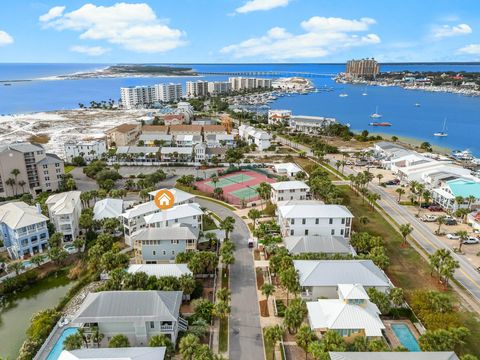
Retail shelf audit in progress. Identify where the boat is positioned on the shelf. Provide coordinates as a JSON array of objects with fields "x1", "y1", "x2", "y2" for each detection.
[
  {"x1": 369, "y1": 122, "x2": 392, "y2": 127},
  {"x1": 362, "y1": 87, "x2": 368, "y2": 96},
  {"x1": 339, "y1": 93, "x2": 348, "y2": 97},
  {"x1": 433, "y1": 118, "x2": 448, "y2": 137},
  {"x1": 452, "y1": 150, "x2": 474, "y2": 161},
  {"x1": 370, "y1": 106, "x2": 382, "y2": 119},
  {"x1": 3, "y1": 83, "x2": 11, "y2": 86},
  {"x1": 414, "y1": 103, "x2": 421, "y2": 107}
]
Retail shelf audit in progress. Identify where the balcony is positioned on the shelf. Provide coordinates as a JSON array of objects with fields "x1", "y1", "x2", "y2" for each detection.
[{"x1": 160, "y1": 324, "x2": 174, "y2": 332}]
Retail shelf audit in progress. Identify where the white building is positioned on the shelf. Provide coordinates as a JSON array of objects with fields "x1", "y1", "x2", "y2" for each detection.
[
  {"x1": 71, "y1": 290, "x2": 186, "y2": 345},
  {"x1": 46, "y1": 191, "x2": 82, "y2": 242},
  {"x1": 208, "y1": 81, "x2": 231, "y2": 95},
  {"x1": 284, "y1": 235, "x2": 355, "y2": 256},
  {"x1": 176, "y1": 102, "x2": 195, "y2": 123},
  {"x1": 294, "y1": 260, "x2": 392, "y2": 299},
  {"x1": 290, "y1": 115, "x2": 337, "y2": 133},
  {"x1": 270, "y1": 181, "x2": 310, "y2": 204},
  {"x1": 268, "y1": 109, "x2": 292, "y2": 125},
  {"x1": 160, "y1": 147, "x2": 193, "y2": 162},
  {"x1": 59, "y1": 348, "x2": 166, "y2": 360},
  {"x1": 144, "y1": 203, "x2": 203, "y2": 230},
  {"x1": 64, "y1": 140, "x2": 107, "y2": 164},
  {"x1": 307, "y1": 284, "x2": 385, "y2": 339},
  {"x1": 120, "y1": 83, "x2": 182, "y2": 109},
  {"x1": 432, "y1": 178, "x2": 480, "y2": 212},
  {"x1": 273, "y1": 163, "x2": 303, "y2": 178},
  {"x1": 205, "y1": 134, "x2": 235, "y2": 148},
  {"x1": 186, "y1": 80, "x2": 208, "y2": 98},
  {"x1": 278, "y1": 202, "x2": 353, "y2": 237},
  {"x1": 174, "y1": 134, "x2": 203, "y2": 147},
  {"x1": 156, "y1": 83, "x2": 183, "y2": 103},
  {"x1": 127, "y1": 263, "x2": 192, "y2": 278},
  {"x1": 93, "y1": 198, "x2": 124, "y2": 221},
  {"x1": 238, "y1": 125, "x2": 271, "y2": 151},
  {"x1": 228, "y1": 77, "x2": 272, "y2": 91}
]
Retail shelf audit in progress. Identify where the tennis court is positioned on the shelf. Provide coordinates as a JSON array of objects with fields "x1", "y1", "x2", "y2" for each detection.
[
  {"x1": 195, "y1": 170, "x2": 276, "y2": 206},
  {"x1": 205, "y1": 173, "x2": 254, "y2": 188}
]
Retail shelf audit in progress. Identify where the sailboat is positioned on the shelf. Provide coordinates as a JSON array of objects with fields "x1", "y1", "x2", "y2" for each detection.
[
  {"x1": 414, "y1": 103, "x2": 421, "y2": 107},
  {"x1": 362, "y1": 87, "x2": 368, "y2": 96},
  {"x1": 339, "y1": 93, "x2": 348, "y2": 97},
  {"x1": 434, "y1": 118, "x2": 448, "y2": 137},
  {"x1": 370, "y1": 106, "x2": 382, "y2": 119}
]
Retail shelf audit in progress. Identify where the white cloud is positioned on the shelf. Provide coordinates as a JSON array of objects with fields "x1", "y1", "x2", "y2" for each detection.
[
  {"x1": 39, "y1": 3, "x2": 186, "y2": 53},
  {"x1": 236, "y1": 0, "x2": 290, "y2": 14},
  {"x1": 39, "y1": 6, "x2": 66, "y2": 22},
  {"x1": 70, "y1": 45, "x2": 109, "y2": 56},
  {"x1": 432, "y1": 23, "x2": 472, "y2": 38},
  {"x1": 458, "y1": 44, "x2": 480, "y2": 55},
  {"x1": 0, "y1": 30, "x2": 14, "y2": 46},
  {"x1": 221, "y1": 16, "x2": 380, "y2": 60}
]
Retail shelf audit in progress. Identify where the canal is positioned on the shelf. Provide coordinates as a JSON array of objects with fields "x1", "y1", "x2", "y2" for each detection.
[{"x1": 0, "y1": 271, "x2": 74, "y2": 359}]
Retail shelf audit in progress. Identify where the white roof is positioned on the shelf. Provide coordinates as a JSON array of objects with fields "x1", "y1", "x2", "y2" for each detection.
[
  {"x1": 294, "y1": 260, "x2": 391, "y2": 288},
  {"x1": 148, "y1": 188, "x2": 195, "y2": 204},
  {"x1": 338, "y1": 284, "x2": 369, "y2": 300},
  {"x1": 329, "y1": 352, "x2": 459, "y2": 360},
  {"x1": 160, "y1": 147, "x2": 193, "y2": 154},
  {"x1": 273, "y1": 162, "x2": 303, "y2": 174},
  {"x1": 284, "y1": 235, "x2": 354, "y2": 255},
  {"x1": 59, "y1": 348, "x2": 166, "y2": 360},
  {"x1": 307, "y1": 298, "x2": 385, "y2": 337},
  {"x1": 93, "y1": 198, "x2": 123, "y2": 221},
  {"x1": 127, "y1": 264, "x2": 192, "y2": 278},
  {"x1": 46, "y1": 191, "x2": 81, "y2": 215},
  {"x1": 0, "y1": 202, "x2": 48, "y2": 229},
  {"x1": 279, "y1": 203, "x2": 353, "y2": 219},
  {"x1": 131, "y1": 226, "x2": 199, "y2": 241},
  {"x1": 144, "y1": 203, "x2": 203, "y2": 224},
  {"x1": 116, "y1": 146, "x2": 160, "y2": 154},
  {"x1": 271, "y1": 181, "x2": 310, "y2": 191}
]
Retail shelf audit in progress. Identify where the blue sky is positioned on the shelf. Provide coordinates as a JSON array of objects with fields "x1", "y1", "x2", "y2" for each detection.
[{"x1": 1, "y1": 0, "x2": 480, "y2": 63}]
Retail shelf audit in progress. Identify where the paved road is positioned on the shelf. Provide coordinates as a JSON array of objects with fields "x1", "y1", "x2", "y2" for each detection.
[{"x1": 197, "y1": 199, "x2": 264, "y2": 360}]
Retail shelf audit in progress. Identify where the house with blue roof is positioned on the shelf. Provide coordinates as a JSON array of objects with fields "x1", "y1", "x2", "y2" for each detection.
[{"x1": 432, "y1": 178, "x2": 480, "y2": 211}]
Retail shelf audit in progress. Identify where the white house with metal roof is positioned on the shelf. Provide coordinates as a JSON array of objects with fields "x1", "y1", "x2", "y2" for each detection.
[
  {"x1": 432, "y1": 178, "x2": 480, "y2": 211},
  {"x1": 127, "y1": 263, "x2": 192, "y2": 277},
  {"x1": 270, "y1": 181, "x2": 310, "y2": 204},
  {"x1": 307, "y1": 284, "x2": 385, "y2": 339},
  {"x1": 59, "y1": 348, "x2": 166, "y2": 360},
  {"x1": 278, "y1": 203, "x2": 353, "y2": 238},
  {"x1": 238, "y1": 124, "x2": 271, "y2": 151},
  {"x1": 273, "y1": 163, "x2": 303, "y2": 178},
  {"x1": 93, "y1": 198, "x2": 124, "y2": 221},
  {"x1": 0, "y1": 202, "x2": 49, "y2": 259},
  {"x1": 46, "y1": 191, "x2": 82, "y2": 242},
  {"x1": 294, "y1": 260, "x2": 392, "y2": 299},
  {"x1": 72, "y1": 290, "x2": 187, "y2": 346},
  {"x1": 144, "y1": 203, "x2": 203, "y2": 230},
  {"x1": 284, "y1": 235, "x2": 355, "y2": 256}
]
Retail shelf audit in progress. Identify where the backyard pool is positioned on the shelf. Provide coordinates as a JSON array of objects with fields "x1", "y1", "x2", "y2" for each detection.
[
  {"x1": 392, "y1": 323, "x2": 421, "y2": 352},
  {"x1": 46, "y1": 327, "x2": 79, "y2": 360}
]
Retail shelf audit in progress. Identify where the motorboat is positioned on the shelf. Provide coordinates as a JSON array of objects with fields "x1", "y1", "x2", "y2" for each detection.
[
  {"x1": 452, "y1": 150, "x2": 474, "y2": 161},
  {"x1": 414, "y1": 103, "x2": 421, "y2": 107},
  {"x1": 339, "y1": 93, "x2": 348, "y2": 97},
  {"x1": 369, "y1": 122, "x2": 392, "y2": 126}
]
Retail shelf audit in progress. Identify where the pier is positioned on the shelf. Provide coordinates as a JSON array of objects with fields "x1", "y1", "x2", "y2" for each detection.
[{"x1": 197, "y1": 71, "x2": 335, "y2": 78}]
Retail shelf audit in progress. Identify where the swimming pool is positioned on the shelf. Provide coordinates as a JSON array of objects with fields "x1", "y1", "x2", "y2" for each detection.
[
  {"x1": 46, "y1": 327, "x2": 79, "y2": 360},
  {"x1": 392, "y1": 323, "x2": 421, "y2": 352},
  {"x1": 22, "y1": 260, "x2": 32, "y2": 268}
]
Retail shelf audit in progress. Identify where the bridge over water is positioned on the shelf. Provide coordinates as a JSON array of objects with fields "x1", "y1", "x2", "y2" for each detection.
[{"x1": 197, "y1": 71, "x2": 336, "y2": 78}]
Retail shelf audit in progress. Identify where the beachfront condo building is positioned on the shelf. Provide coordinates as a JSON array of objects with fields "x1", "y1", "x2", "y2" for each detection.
[
  {"x1": 228, "y1": 77, "x2": 272, "y2": 91},
  {"x1": 207, "y1": 81, "x2": 231, "y2": 95},
  {"x1": 346, "y1": 58, "x2": 380, "y2": 79},
  {"x1": 120, "y1": 83, "x2": 182, "y2": 109},
  {"x1": 186, "y1": 80, "x2": 209, "y2": 98},
  {"x1": 0, "y1": 142, "x2": 65, "y2": 198}
]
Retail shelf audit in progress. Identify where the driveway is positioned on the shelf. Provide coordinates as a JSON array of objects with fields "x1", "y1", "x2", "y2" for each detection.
[{"x1": 197, "y1": 199, "x2": 264, "y2": 360}]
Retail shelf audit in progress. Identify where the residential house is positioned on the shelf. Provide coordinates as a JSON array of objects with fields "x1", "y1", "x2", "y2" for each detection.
[
  {"x1": 106, "y1": 123, "x2": 140, "y2": 147},
  {"x1": 64, "y1": 139, "x2": 107, "y2": 164},
  {"x1": 0, "y1": 202, "x2": 49, "y2": 259},
  {"x1": 329, "y1": 352, "x2": 459, "y2": 360},
  {"x1": 205, "y1": 147, "x2": 227, "y2": 162},
  {"x1": 294, "y1": 260, "x2": 392, "y2": 299},
  {"x1": 71, "y1": 290, "x2": 187, "y2": 345},
  {"x1": 159, "y1": 114, "x2": 185, "y2": 126},
  {"x1": 432, "y1": 178, "x2": 480, "y2": 211},
  {"x1": 59, "y1": 348, "x2": 166, "y2": 360},
  {"x1": 273, "y1": 163, "x2": 303, "y2": 177},
  {"x1": 0, "y1": 142, "x2": 65, "y2": 197},
  {"x1": 238, "y1": 125, "x2": 271, "y2": 151},
  {"x1": 46, "y1": 191, "x2": 82, "y2": 242},
  {"x1": 307, "y1": 284, "x2": 385, "y2": 340},
  {"x1": 141, "y1": 125, "x2": 169, "y2": 135},
  {"x1": 93, "y1": 198, "x2": 124, "y2": 221},
  {"x1": 144, "y1": 203, "x2": 203, "y2": 230},
  {"x1": 169, "y1": 125, "x2": 203, "y2": 136},
  {"x1": 127, "y1": 263, "x2": 192, "y2": 278},
  {"x1": 467, "y1": 211, "x2": 480, "y2": 231},
  {"x1": 284, "y1": 235, "x2": 355, "y2": 256},
  {"x1": 277, "y1": 203, "x2": 353, "y2": 238},
  {"x1": 116, "y1": 146, "x2": 160, "y2": 163},
  {"x1": 268, "y1": 109, "x2": 292, "y2": 125},
  {"x1": 148, "y1": 188, "x2": 196, "y2": 203},
  {"x1": 205, "y1": 134, "x2": 235, "y2": 148},
  {"x1": 138, "y1": 134, "x2": 173, "y2": 147},
  {"x1": 202, "y1": 125, "x2": 227, "y2": 136},
  {"x1": 132, "y1": 226, "x2": 199, "y2": 263},
  {"x1": 289, "y1": 115, "x2": 337, "y2": 133},
  {"x1": 175, "y1": 134, "x2": 202, "y2": 147},
  {"x1": 160, "y1": 147, "x2": 193, "y2": 162},
  {"x1": 270, "y1": 181, "x2": 310, "y2": 204}
]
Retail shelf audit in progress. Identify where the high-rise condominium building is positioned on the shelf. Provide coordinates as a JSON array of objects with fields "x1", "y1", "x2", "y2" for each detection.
[
  {"x1": 120, "y1": 83, "x2": 183, "y2": 109},
  {"x1": 346, "y1": 58, "x2": 380, "y2": 79},
  {"x1": 228, "y1": 77, "x2": 272, "y2": 91},
  {"x1": 186, "y1": 80, "x2": 209, "y2": 98},
  {"x1": 207, "y1": 81, "x2": 231, "y2": 95}
]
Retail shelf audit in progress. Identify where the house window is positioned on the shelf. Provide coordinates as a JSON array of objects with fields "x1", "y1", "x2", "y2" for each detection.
[
  {"x1": 290, "y1": 229, "x2": 294, "y2": 236},
  {"x1": 152, "y1": 251, "x2": 156, "y2": 256},
  {"x1": 43, "y1": 164, "x2": 48, "y2": 169},
  {"x1": 345, "y1": 228, "x2": 350, "y2": 237},
  {"x1": 340, "y1": 229, "x2": 344, "y2": 235},
  {"x1": 315, "y1": 218, "x2": 319, "y2": 224},
  {"x1": 331, "y1": 229, "x2": 335, "y2": 235},
  {"x1": 171, "y1": 240, "x2": 179, "y2": 244},
  {"x1": 162, "y1": 250, "x2": 166, "y2": 255},
  {"x1": 329, "y1": 218, "x2": 333, "y2": 224},
  {"x1": 341, "y1": 218, "x2": 345, "y2": 225},
  {"x1": 150, "y1": 321, "x2": 155, "y2": 329},
  {"x1": 172, "y1": 250, "x2": 175, "y2": 255},
  {"x1": 302, "y1": 219, "x2": 306, "y2": 225},
  {"x1": 304, "y1": 230, "x2": 308, "y2": 235}
]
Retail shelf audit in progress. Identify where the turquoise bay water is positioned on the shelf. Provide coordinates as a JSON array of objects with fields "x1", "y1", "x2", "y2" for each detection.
[
  {"x1": 392, "y1": 323, "x2": 421, "y2": 351},
  {"x1": 0, "y1": 63, "x2": 480, "y2": 155}
]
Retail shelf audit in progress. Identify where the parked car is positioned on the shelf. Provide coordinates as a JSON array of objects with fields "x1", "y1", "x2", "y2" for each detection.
[
  {"x1": 248, "y1": 238, "x2": 254, "y2": 248},
  {"x1": 446, "y1": 233, "x2": 460, "y2": 240},
  {"x1": 421, "y1": 215, "x2": 438, "y2": 222},
  {"x1": 385, "y1": 179, "x2": 400, "y2": 186},
  {"x1": 428, "y1": 205, "x2": 443, "y2": 212},
  {"x1": 421, "y1": 203, "x2": 432, "y2": 209},
  {"x1": 463, "y1": 237, "x2": 480, "y2": 245},
  {"x1": 473, "y1": 229, "x2": 480, "y2": 234},
  {"x1": 444, "y1": 218, "x2": 458, "y2": 226}
]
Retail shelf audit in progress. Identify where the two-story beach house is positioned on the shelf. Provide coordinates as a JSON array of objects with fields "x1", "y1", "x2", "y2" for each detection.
[
  {"x1": 270, "y1": 181, "x2": 310, "y2": 204},
  {"x1": 46, "y1": 191, "x2": 82, "y2": 242}
]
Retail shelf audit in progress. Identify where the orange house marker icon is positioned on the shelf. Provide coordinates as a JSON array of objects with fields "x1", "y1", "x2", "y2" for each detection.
[{"x1": 154, "y1": 189, "x2": 175, "y2": 210}]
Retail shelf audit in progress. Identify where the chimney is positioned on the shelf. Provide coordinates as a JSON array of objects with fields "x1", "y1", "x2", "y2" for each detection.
[{"x1": 35, "y1": 203, "x2": 42, "y2": 214}]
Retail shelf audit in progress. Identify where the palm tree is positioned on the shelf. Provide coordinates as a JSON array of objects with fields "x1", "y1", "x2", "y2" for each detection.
[
  {"x1": 436, "y1": 216, "x2": 446, "y2": 235},
  {"x1": 8, "y1": 261, "x2": 24, "y2": 275},
  {"x1": 261, "y1": 283, "x2": 275, "y2": 302},
  {"x1": 457, "y1": 230, "x2": 468, "y2": 253},
  {"x1": 63, "y1": 332, "x2": 83, "y2": 351},
  {"x1": 296, "y1": 324, "x2": 316, "y2": 360},
  {"x1": 399, "y1": 223, "x2": 413, "y2": 247},
  {"x1": 396, "y1": 188, "x2": 405, "y2": 203},
  {"x1": 358, "y1": 215, "x2": 370, "y2": 229},
  {"x1": 149, "y1": 334, "x2": 174, "y2": 358},
  {"x1": 91, "y1": 327, "x2": 104, "y2": 348},
  {"x1": 10, "y1": 169, "x2": 20, "y2": 195},
  {"x1": 108, "y1": 334, "x2": 129, "y2": 348},
  {"x1": 466, "y1": 195, "x2": 477, "y2": 210},
  {"x1": 264, "y1": 325, "x2": 284, "y2": 360},
  {"x1": 376, "y1": 174, "x2": 383, "y2": 184},
  {"x1": 179, "y1": 334, "x2": 200, "y2": 360},
  {"x1": 6, "y1": 178, "x2": 16, "y2": 196},
  {"x1": 248, "y1": 209, "x2": 261, "y2": 230},
  {"x1": 18, "y1": 180, "x2": 26, "y2": 194},
  {"x1": 211, "y1": 174, "x2": 219, "y2": 189},
  {"x1": 220, "y1": 216, "x2": 235, "y2": 240}
]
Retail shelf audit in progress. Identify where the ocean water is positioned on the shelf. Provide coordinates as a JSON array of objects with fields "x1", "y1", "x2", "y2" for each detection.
[{"x1": 0, "y1": 63, "x2": 480, "y2": 155}]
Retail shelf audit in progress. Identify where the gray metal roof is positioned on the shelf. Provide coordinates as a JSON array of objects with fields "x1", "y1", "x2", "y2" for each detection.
[
  {"x1": 329, "y1": 352, "x2": 459, "y2": 360},
  {"x1": 37, "y1": 153, "x2": 64, "y2": 165},
  {"x1": 72, "y1": 290, "x2": 182, "y2": 323},
  {"x1": 0, "y1": 142, "x2": 44, "y2": 153},
  {"x1": 131, "y1": 226, "x2": 199, "y2": 241},
  {"x1": 294, "y1": 260, "x2": 391, "y2": 287},
  {"x1": 59, "y1": 347, "x2": 166, "y2": 360},
  {"x1": 284, "y1": 235, "x2": 353, "y2": 255}
]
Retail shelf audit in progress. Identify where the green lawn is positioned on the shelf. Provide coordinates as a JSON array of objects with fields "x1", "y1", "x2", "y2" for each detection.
[
  {"x1": 294, "y1": 157, "x2": 340, "y2": 181},
  {"x1": 219, "y1": 318, "x2": 229, "y2": 353},
  {"x1": 64, "y1": 165, "x2": 76, "y2": 173},
  {"x1": 338, "y1": 185, "x2": 480, "y2": 355}
]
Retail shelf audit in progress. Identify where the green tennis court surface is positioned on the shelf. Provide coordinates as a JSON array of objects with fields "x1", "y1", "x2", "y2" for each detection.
[
  {"x1": 206, "y1": 174, "x2": 254, "y2": 188},
  {"x1": 230, "y1": 184, "x2": 260, "y2": 200}
]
